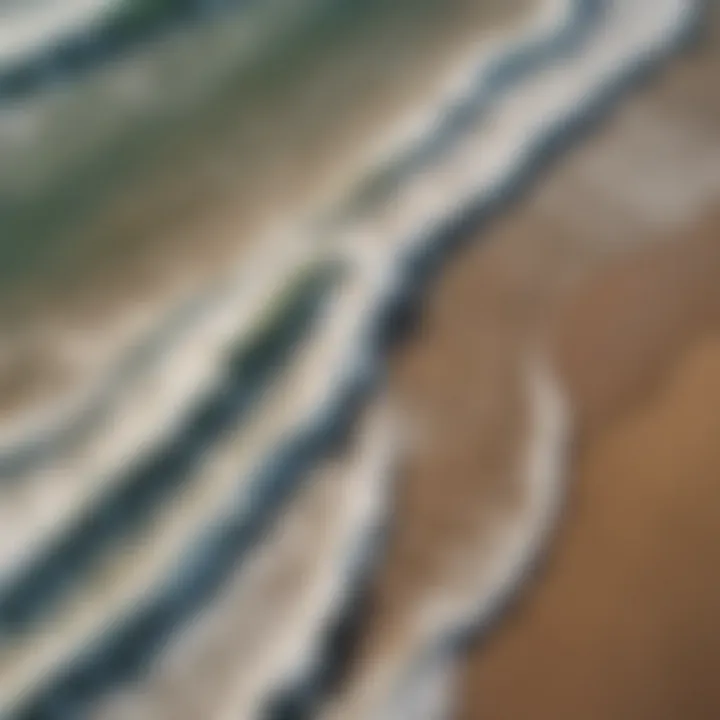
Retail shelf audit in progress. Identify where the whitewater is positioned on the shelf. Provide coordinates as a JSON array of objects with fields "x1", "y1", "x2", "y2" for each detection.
[{"x1": 0, "y1": 0, "x2": 702, "y2": 717}]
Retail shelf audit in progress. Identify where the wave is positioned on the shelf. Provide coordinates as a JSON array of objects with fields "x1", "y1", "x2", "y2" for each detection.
[
  {"x1": 0, "y1": 0, "x2": 702, "y2": 717},
  {"x1": 0, "y1": 0, "x2": 257, "y2": 100}
]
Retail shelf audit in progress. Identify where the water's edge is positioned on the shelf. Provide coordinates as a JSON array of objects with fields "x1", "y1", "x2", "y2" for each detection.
[{"x1": 0, "y1": 0, "x2": 703, "y2": 717}]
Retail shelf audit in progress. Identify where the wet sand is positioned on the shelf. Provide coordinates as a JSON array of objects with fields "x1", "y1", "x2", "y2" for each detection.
[
  {"x1": 459, "y1": 12, "x2": 720, "y2": 719},
  {"x1": 461, "y1": 226, "x2": 720, "y2": 720},
  {"x1": 324, "y1": 3, "x2": 720, "y2": 718},
  {"x1": 2, "y1": 2, "x2": 717, "y2": 717},
  {"x1": 452, "y1": 19, "x2": 720, "y2": 720}
]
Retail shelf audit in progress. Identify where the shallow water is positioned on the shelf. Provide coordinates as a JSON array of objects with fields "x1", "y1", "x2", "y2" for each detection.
[
  {"x1": 0, "y1": 0, "x2": 702, "y2": 718},
  {"x1": 0, "y1": 0, "x2": 527, "y2": 309}
]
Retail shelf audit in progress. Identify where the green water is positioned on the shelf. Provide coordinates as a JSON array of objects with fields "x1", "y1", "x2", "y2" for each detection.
[{"x1": 0, "y1": 0, "x2": 528, "y2": 318}]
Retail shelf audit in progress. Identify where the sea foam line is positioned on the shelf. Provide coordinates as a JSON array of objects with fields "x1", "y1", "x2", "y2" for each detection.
[
  {"x1": 0, "y1": 0, "x2": 593, "y2": 714},
  {"x1": 0, "y1": 0, "x2": 583, "y2": 485},
  {"x1": 78, "y1": 398, "x2": 398, "y2": 720},
  {"x1": 0, "y1": 0, "x2": 574, "y2": 476},
  {"x1": 313, "y1": 0, "x2": 702, "y2": 718},
  {"x1": 0, "y1": 0, "x2": 122, "y2": 71},
  {"x1": 0, "y1": 0, "x2": 700, "y2": 715},
  {"x1": 0, "y1": 0, "x2": 269, "y2": 99},
  {"x1": 0, "y1": 0, "x2": 583, "y2": 612},
  {"x1": 385, "y1": 357, "x2": 569, "y2": 720}
]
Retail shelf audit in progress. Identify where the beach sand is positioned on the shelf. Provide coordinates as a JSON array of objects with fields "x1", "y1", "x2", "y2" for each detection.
[
  {"x1": 460, "y1": 12, "x2": 720, "y2": 720},
  {"x1": 460, "y1": 232, "x2": 720, "y2": 720},
  {"x1": 2, "y1": 2, "x2": 719, "y2": 717},
  {"x1": 324, "y1": 4, "x2": 720, "y2": 719}
]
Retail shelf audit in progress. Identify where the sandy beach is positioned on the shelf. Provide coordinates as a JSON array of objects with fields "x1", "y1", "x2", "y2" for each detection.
[
  {"x1": 461, "y1": 246, "x2": 720, "y2": 720},
  {"x1": 460, "y1": 12, "x2": 720, "y2": 718},
  {"x1": 336, "y1": 4, "x2": 720, "y2": 718},
  {"x1": 303, "y1": 2, "x2": 720, "y2": 718},
  {"x1": 1, "y1": 1, "x2": 717, "y2": 718}
]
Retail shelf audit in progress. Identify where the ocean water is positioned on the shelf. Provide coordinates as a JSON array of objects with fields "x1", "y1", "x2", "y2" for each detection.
[{"x1": 0, "y1": 0, "x2": 701, "y2": 718}]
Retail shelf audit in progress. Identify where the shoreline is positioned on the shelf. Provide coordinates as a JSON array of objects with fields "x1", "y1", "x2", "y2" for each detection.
[
  {"x1": 0, "y1": 0, "x2": 709, "y2": 717},
  {"x1": 300, "y1": 1, "x2": 709, "y2": 717}
]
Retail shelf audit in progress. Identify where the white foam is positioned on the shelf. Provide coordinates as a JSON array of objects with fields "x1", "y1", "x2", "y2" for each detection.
[
  {"x1": 321, "y1": 354, "x2": 570, "y2": 720},
  {"x1": 314, "y1": 0, "x2": 699, "y2": 714},
  {"x1": 0, "y1": 0, "x2": 556, "y2": 612},
  {"x1": 0, "y1": 0, "x2": 700, "y2": 714},
  {"x1": 0, "y1": 0, "x2": 122, "y2": 68},
  {"x1": 0, "y1": 240, "x2": 391, "y2": 714},
  {"x1": 90, "y1": 400, "x2": 399, "y2": 720},
  {"x1": 0, "y1": 235, "x2": 325, "y2": 585}
]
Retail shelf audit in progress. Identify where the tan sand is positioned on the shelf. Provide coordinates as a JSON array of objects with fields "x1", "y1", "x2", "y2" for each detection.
[
  {"x1": 460, "y1": 213, "x2": 720, "y2": 720},
  {"x1": 455, "y1": 14, "x2": 720, "y2": 720},
  {"x1": 327, "y1": 5, "x2": 720, "y2": 718},
  {"x1": 458, "y1": 12, "x2": 720, "y2": 718}
]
